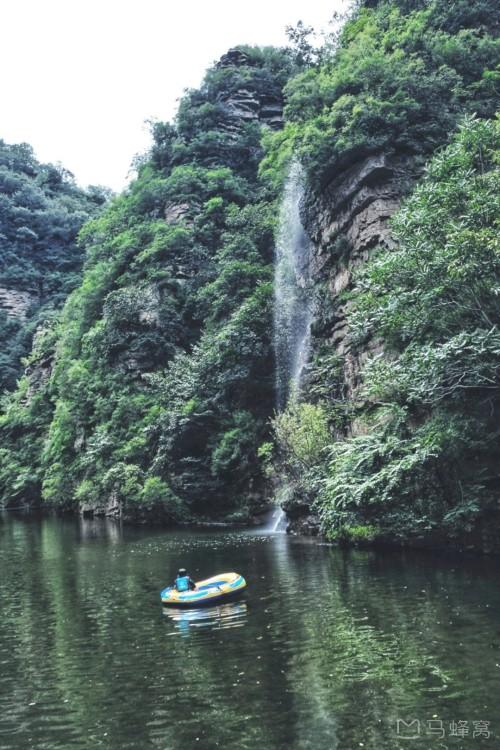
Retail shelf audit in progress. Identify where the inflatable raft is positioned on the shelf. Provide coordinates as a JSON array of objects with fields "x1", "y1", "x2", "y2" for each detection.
[{"x1": 160, "y1": 572, "x2": 246, "y2": 608}]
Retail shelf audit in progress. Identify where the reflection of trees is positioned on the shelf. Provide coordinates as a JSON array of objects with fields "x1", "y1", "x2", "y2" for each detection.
[
  {"x1": 275, "y1": 545, "x2": 500, "y2": 749},
  {"x1": 1, "y1": 521, "x2": 298, "y2": 749}
]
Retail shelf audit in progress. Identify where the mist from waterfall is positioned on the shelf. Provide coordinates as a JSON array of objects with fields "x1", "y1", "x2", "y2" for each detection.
[{"x1": 273, "y1": 160, "x2": 312, "y2": 412}]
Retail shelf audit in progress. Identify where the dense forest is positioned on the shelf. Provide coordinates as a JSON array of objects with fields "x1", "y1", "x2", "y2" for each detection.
[
  {"x1": 0, "y1": 141, "x2": 107, "y2": 391},
  {"x1": 0, "y1": 0, "x2": 499, "y2": 549}
]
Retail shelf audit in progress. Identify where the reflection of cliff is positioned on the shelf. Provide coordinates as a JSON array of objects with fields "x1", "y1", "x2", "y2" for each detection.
[
  {"x1": 267, "y1": 540, "x2": 500, "y2": 749},
  {"x1": 268, "y1": 537, "x2": 340, "y2": 749},
  {"x1": 77, "y1": 516, "x2": 123, "y2": 543}
]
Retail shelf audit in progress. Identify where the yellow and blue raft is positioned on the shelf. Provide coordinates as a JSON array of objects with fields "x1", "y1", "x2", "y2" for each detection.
[{"x1": 160, "y1": 572, "x2": 246, "y2": 608}]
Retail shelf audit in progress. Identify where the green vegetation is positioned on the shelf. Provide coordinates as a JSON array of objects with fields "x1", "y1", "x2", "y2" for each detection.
[
  {"x1": 262, "y1": 0, "x2": 499, "y2": 187},
  {"x1": 265, "y1": 0, "x2": 500, "y2": 547},
  {"x1": 0, "y1": 140, "x2": 107, "y2": 391},
  {"x1": 0, "y1": 48, "x2": 296, "y2": 518}
]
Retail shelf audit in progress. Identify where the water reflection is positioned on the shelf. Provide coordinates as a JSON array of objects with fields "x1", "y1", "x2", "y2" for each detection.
[
  {"x1": 163, "y1": 601, "x2": 248, "y2": 637},
  {"x1": 77, "y1": 515, "x2": 123, "y2": 543}
]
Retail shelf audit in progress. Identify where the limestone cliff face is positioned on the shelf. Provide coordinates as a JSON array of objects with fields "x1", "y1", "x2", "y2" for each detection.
[
  {"x1": 216, "y1": 49, "x2": 283, "y2": 132},
  {"x1": 303, "y1": 150, "x2": 420, "y2": 409},
  {"x1": 163, "y1": 48, "x2": 284, "y2": 233},
  {"x1": 68, "y1": 48, "x2": 287, "y2": 521},
  {"x1": 22, "y1": 325, "x2": 54, "y2": 405},
  {"x1": 0, "y1": 140, "x2": 102, "y2": 393}
]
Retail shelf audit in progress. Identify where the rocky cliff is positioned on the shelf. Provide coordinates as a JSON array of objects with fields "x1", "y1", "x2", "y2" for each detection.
[
  {"x1": 304, "y1": 151, "x2": 420, "y2": 410},
  {"x1": 217, "y1": 49, "x2": 284, "y2": 132},
  {"x1": 269, "y1": 0, "x2": 500, "y2": 544},
  {"x1": 0, "y1": 286, "x2": 37, "y2": 320},
  {"x1": 1, "y1": 0, "x2": 497, "y2": 545},
  {"x1": 280, "y1": 151, "x2": 420, "y2": 535},
  {"x1": 284, "y1": 129, "x2": 500, "y2": 546}
]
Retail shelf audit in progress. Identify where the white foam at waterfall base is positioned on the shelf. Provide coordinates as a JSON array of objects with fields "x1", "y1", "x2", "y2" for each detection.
[{"x1": 262, "y1": 508, "x2": 288, "y2": 534}]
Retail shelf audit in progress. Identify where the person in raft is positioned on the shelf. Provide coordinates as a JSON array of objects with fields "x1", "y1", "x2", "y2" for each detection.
[{"x1": 174, "y1": 568, "x2": 196, "y2": 592}]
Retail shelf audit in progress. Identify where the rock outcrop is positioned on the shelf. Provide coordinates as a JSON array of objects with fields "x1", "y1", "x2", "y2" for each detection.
[
  {"x1": 0, "y1": 286, "x2": 37, "y2": 319},
  {"x1": 23, "y1": 352, "x2": 53, "y2": 405},
  {"x1": 80, "y1": 491, "x2": 121, "y2": 520},
  {"x1": 165, "y1": 201, "x2": 194, "y2": 225},
  {"x1": 216, "y1": 48, "x2": 283, "y2": 132},
  {"x1": 304, "y1": 150, "x2": 420, "y2": 400},
  {"x1": 217, "y1": 88, "x2": 283, "y2": 131}
]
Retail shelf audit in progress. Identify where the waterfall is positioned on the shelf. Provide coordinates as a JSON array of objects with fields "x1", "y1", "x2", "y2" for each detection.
[
  {"x1": 274, "y1": 160, "x2": 312, "y2": 411},
  {"x1": 269, "y1": 161, "x2": 312, "y2": 533},
  {"x1": 265, "y1": 507, "x2": 288, "y2": 534}
]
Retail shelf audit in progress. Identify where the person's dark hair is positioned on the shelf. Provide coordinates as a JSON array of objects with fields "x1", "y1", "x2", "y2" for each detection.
[{"x1": 178, "y1": 568, "x2": 187, "y2": 576}]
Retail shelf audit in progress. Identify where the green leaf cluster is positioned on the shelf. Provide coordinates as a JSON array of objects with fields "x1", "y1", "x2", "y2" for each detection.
[{"x1": 261, "y1": 0, "x2": 499, "y2": 188}]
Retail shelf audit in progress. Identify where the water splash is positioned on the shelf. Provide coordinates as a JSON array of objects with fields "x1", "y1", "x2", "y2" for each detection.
[{"x1": 274, "y1": 161, "x2": 312, "y2": 411}]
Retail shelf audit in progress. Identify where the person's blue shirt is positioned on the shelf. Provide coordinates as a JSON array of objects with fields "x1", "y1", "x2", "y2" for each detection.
[{"x1": 174, "y1": 569, "x2": 196, "y2": 592}]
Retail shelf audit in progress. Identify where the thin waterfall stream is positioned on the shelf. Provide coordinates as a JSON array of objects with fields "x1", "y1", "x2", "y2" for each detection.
[
  {"x1": 270, "y1": 160, "x2": 312, "y2": 532},
  {"x1": 274, "y1": 160, "x2": 312, "y2": 411}
]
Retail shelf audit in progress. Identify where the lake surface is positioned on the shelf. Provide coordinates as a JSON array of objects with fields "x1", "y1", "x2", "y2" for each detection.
[{"x1": 1, "y1": 514, "x2": 499, "y2": 750}]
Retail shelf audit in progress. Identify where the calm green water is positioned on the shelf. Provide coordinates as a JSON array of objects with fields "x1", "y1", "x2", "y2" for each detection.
[{"x1": 1, "y1": 514, "x2": 499, "y2": 750}]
